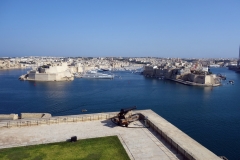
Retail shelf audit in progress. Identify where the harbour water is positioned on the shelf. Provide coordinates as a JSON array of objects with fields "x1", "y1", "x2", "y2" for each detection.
[{"x1": 0, "y1": 68, "x2": 239, "y2": 159}]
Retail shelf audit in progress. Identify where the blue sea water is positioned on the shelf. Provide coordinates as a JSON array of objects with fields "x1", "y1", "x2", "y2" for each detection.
[{"x1": 0, "y1": 68, "x2": 239, "y2": 159}]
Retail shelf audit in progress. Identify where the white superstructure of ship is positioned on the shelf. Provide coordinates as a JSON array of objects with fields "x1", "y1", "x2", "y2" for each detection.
[{"x1": 78, "y1": 70, "x2": 114, "y2": 79}]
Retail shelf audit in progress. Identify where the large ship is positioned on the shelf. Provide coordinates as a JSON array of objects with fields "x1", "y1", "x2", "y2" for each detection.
[{"x1": 78, "y1": 70, "x2": 114, "y2": 79}]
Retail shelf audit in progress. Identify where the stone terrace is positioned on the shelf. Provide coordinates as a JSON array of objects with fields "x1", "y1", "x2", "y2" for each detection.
[{"x1": 0, "y1": 110, "x2": 221, "y2": 160}]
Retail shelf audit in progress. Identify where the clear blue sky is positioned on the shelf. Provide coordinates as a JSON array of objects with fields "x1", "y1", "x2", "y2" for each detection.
[{"x1": 0, "y1": 0, "x2": 240, "y2": 58}]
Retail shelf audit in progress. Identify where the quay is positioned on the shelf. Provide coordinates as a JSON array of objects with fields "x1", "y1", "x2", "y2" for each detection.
[
  {"x1": 167, "y1": 78, "x2": 220, "y2": 87},
  {"x1": 0, "y1": 110, "x2": 222, "y2": 160}
]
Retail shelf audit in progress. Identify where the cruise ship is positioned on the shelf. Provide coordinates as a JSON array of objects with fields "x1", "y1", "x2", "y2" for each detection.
[{"x1": 77, "y1": 70, "x2": 114, "y2": 79}]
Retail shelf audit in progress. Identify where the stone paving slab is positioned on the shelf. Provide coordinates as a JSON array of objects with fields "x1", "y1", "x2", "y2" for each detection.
[{"x1": 0, "y1": 119, "x2": 181, "y2": 160}]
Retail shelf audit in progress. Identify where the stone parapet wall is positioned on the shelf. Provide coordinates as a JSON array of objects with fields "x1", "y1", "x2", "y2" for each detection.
[
  {"x1": 138, "y1": 110, "x2": 221, "y2": 160},
  {"x1": 0, "y1": 114, "x2": 18, "y2": 120},
  {"x1": 0, "y1": 112, "x2": 118, "y2": 128},
  {"x1": 21, "y1": 113, "x2": 52, "y2": 119}
]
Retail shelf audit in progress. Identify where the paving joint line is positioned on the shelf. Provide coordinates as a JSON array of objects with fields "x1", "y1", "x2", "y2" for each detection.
[
  {"x1": 140, "y1": 125, "x2": 178, "y2": 160},
  {"x1": 118, "y1": 134, "x2": 135, "y2": 160}
]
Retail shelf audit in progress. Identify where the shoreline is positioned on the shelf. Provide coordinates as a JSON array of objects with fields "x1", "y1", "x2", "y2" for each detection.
[
  {"x1": 0, "y1": 67, "x2": 28, "y2": 70},
  {"x1": 167, "y1": 78, "x2": 221, "y2": 87}
]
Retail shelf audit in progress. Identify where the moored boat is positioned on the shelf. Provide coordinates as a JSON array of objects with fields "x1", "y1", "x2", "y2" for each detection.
[{"x1": 81, "y1": 70, "x2": 114, "y2": 79}]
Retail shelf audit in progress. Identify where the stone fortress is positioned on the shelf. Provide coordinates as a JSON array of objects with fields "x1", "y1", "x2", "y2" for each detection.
[
  {"x1": 143, "y1": 59, "x2": 221, "y2": 86},
  {"x1": 20, "y1": 62, "x2": 74, "y2": 81}
]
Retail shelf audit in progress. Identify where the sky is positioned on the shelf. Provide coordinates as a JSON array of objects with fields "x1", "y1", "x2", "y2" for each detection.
[{"x1": 0, "y1": 0, "x2": 240, "y2": 58}]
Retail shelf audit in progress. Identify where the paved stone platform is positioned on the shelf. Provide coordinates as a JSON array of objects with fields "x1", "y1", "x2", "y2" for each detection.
[
  {"x1": 0, "y1": 119, "x2": 182, "y2": 160},
  {"x1": 0, "y1": 110, "x2": 222, "y2": 160},
  {"x1": 138, "y1": 110, "x2": 221, "y2": 160}
]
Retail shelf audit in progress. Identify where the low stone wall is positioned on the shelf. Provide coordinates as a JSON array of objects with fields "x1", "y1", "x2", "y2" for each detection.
[
  {"x1": 138, "y1": 110, "x2": 221, "y2": 160},
  {"x1": 21, "y1": 113, "x2": 52, "y2": 119},
  {"x1": 0, "y1": 114, "x2": 18, "y2": 120},
  {"x1": 0, "y1": 112, "x2": 118, "y2": 128}
]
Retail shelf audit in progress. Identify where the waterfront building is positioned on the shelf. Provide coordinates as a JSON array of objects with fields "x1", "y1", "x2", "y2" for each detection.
[
  {"x1": 143, "y1": 63, "x2": 221, "y2": 86},
  {"x1": 0, "y1": 59, "x2": 28, "y2": 70}
]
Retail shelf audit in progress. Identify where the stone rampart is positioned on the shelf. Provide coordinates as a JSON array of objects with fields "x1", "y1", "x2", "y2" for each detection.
[
  {"x1": 138, "y1": 110, "x2": 221, "y2": 160},
  {"x1": 0, "y1": 114, "x2": 18, "y2": 120},
  {"x1": 21, "y1": 113, "x2": 52, "y2": 119},
  {"x1": 0, "y1": 110, "x2": 222, "y2": 160}
]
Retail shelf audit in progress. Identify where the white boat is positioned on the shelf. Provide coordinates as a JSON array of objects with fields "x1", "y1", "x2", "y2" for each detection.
[{"x1": 81, "y1": 70, "x2": 114, "y2": 79}]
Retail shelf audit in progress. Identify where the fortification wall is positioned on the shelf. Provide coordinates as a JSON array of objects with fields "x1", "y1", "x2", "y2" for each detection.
[
  {"x1": 28, "y1": 73, "x2": 35, "y2": 79},
  {"x1": 47, "y1": 74, "x2": 57, "y2": 81},
  {"x1": 21, "y1": 113, "x2": 52, "y2": 119},
  {"x1": 188, "y1": 73, "x2": 196, "y2": 82},
  {"x1": 29, "y1": 73, "x2": 57, "y2": 81},
  {"x1": 143, "y1": 70, "x2": 154, "y2": 76},
  {"x1": 205, "y1": 75, "x2": 212, "y2": 84},
  {"x1": 0, "y1": 114, "x2": 18, "y2": 120},
  {"x1": 194, "y1": 75, "x2": 205, "y2": 84}
]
